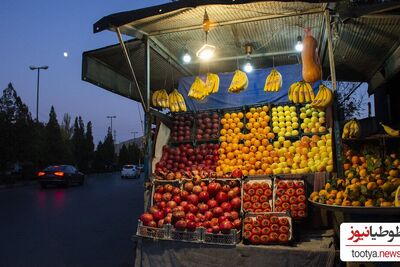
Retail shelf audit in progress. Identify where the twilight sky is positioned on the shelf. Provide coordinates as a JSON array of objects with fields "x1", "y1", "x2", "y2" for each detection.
[{"x1": 0, "y1": 0, "x2": 168, "y2": 144}]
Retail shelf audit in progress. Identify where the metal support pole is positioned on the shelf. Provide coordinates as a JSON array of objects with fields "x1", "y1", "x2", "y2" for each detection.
[
  {"x1": 36, "y1": 69, "x2": 40, "y2": 122},
  {"x1": 116, "y1": 27, "x2": 148, "y2": 113},
  {"x1": 325, "y1": 10, "x2": 343, "y2": 177},
  {"x1": 143, "y1": 35, "x2": 152, "y2": 211}
]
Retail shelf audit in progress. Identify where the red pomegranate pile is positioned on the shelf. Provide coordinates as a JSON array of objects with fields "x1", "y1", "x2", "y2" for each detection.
[
  {"x1": 274, "y1": 180, "x2": 307, "y2": 219},
  {"x1": 171, "y1": 114, "x2": 194, "y2": 142},
  {"x1": 242, "y1": 181, "x2": 272, "y2": 212},
  {"x1": 195, "y1": 112, "x2": 220, "y2": 140},
  {"x1": 243, "y1": 214, "x2": 291, "y2": 245},
  {"x1": 139, "y1": 180, "x2": 242, "y2": 234},
  {"x1": 154, "y1": 144, "x2": 219, "y2": 180}
]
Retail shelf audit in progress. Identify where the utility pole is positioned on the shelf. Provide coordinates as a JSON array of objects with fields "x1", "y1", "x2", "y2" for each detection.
[
  {"x1": 29, "y1": 65, "x2": 49, "y2": 122},
  {"x1": 106, "y1": 115, "x2": 116, "y2": 139}
]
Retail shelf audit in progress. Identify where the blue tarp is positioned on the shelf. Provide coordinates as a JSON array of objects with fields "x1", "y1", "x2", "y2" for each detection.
[{"x1": 177, "y1": 64, "x2": 320, "y2": 111}]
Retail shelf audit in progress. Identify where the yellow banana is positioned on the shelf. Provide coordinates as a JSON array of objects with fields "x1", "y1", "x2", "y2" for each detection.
[
  {"x1": 298, "y1": 83, "x2": 305, "y2": 103},
  {"x1": 381, "y1": 123, "x2": 400, "y2": 137},
  {"x1": 229, "y1": 70, "x2": 248, "y2": 93},
  {"x1": 305, "y1": 83, "x2": 315, "y2": 101},
  {"x1": 292, "y1": 83, "x2": 300, "y2": 103},
  {"x1": 288, "y1": 82, "x2": 297, "y2": 101},
  {"x1": 152, "y1": 90, "x2": 160, "y2": 107},
  {"x1": 304, "y1": 84, "x2": 311, "y2": 103}
]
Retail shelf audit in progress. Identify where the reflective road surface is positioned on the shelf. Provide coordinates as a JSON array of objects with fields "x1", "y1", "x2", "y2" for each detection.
[{"x1": 0, "y1": 172, "x2": 144, "y2": 267}]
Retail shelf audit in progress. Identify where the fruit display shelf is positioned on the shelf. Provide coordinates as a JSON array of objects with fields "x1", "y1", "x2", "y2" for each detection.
[
  {"x1": 169, "y1": 227, "x2": 204, "y2": 243},
  {"x1": 136, "y1": 220, "x2": 172, "y2": 240},
  {"x1": 203, "y1": 228, "x2": 241, "y2": 246},
  {"x1": 309, "y1": 200, "x2": 400, "y2": 215}
]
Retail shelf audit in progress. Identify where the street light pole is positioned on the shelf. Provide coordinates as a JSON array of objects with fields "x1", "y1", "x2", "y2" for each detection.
[
  {"x1": 107, "y1": 115, "x2": 116, "y2": 139},
  {"x1": 29, "y1": 65, "x2": 48, "y2": 122}
]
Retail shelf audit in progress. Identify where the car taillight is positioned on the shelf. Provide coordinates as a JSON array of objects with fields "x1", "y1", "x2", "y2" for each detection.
[
  {"x1": 38, "y1": 172, "x2": 45, "y2": 176},
  {"x1": 54, "y1": 172, "x2": 64, "y2": 176}
]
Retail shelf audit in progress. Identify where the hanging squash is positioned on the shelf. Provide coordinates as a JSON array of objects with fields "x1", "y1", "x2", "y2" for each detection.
[{"x1": 301, "y1": 28, "x2": 322, "y2": 83}]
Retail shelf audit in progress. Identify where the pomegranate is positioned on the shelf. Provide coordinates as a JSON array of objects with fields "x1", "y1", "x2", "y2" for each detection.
[
  {"x1": 230, "y1": 211, "x2": 239, "y2": 220},
  {"x1": 162, "y1": 192, "x2": 172, "y2": 202},
  {"x1": 153, "y1": 193, "x2": 162, "y2": 203},
  {"x1": 220, "y1": 202, "x2": 232, "y2": 212},
  {"x1": 149, "y1": 206, "x2": 159, "y2": 215},
  {"x1": 222, "y1": 184, "x2": 231, "y2": 193},
  {"x1": 188, "y1": 204, "x2": 198, "y2": 214},
  {"x1": 230, "y1": 197, "x2": 241, "y2": 210},
  {"x1": 198, "y1": 203, "x2": 209, "y2": 213},
  {"x1": 140, "y1": 213, "x2": 153, "y2": 225},
  {"x1": 204, "y1": 211, "x2": 213, "y2": 220},
  {"x1": 175, "y1": 220, "x2": 187, "y2": 231},
  {"x1": 220, "y1": 220, "x2": 233, "y2": 234},
  {"x1": 207, "y1": 199, "x2": 218, "y2": 209},
  {"x1": 216, "y1": 191, "x2": 229, "y2": 204},
  {"x1": 157, "y1": 201, "x2": 166, "y2": 209},
  {"x1": 187, "y1": 194, "x2": 199, "y2": 206},
  {"x1": 181, "y1": 190, "x2": 189, "y2": 200},
  {"x1": 184, "y1": 181, "x2": 194, "y2": 192},
  {"x1": 172, "y1": 195, "x2": 181, "y2": 204},
  {"x1": 147, "y1": 220, "x2": 157, "y2": 228},
  {"x1": 172, "y1": 187, "x2": 181, "y2": 196},
  {"x1": 164, "y1": 216, "x2": 172, "y2": 224},
  {"x1": 172, "y1": 210, "x2": 185, "y2": 223},
  {"x1": 212, "y1": 207, "x2": 224, "y2": 218},
  {"x1": 231, "y1": 168, "x2": 243, "y2": 178},
  {"x1": 192, "y1": 185, "x2": 202, "y2": 194},
  {"x1": 207, "y1": 182, "x2": 221, "y2": 196},
  {"x1": 211, "y1": 225, "x2": 220, "y2": 233},
  {"x1": 233, "y1": 219, "x2": 241, "y2": 230},
  {"x1": 157, "y1": 219, "x2": 165, "y2": 228},
  {"x1": 186, "y1": 221, "x2": 196, "y2": 231},
  {"x1": 167, "y1": 201, "x2": 177, "y2": 209},
  {"x1": 153, "y1": 210, "x2": 164, "y2": 222},
  {"x1": 185, "y1": 213, "x2": 196, "y2": 221},
  {"x1": 198, "y1": 191, "x2": 210, "y2": 203}
]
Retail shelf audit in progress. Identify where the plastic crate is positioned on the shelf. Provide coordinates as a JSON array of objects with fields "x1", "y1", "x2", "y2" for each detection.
[
  {"x1": 273, "y1": 177, "x2": 307, "y2": 220},
  {"x1": 170, "y1": 227, "x2": 204, "y2": 243},
  {"x1": 242, "y1": 176, "x2": 273, "y2": 213},
  {"x1": 203, "y1": 229, "x2": 240, "y2": 246},
  {"x1": 242, "y1": 212, "x2": 293, "y2": 245},
  {"x1": 136, "y1": 220, "x2": 171, "y2": 240}
]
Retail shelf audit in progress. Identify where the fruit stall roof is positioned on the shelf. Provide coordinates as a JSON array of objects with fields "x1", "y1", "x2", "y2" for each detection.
[{"x1": 82, "y1": 0, "x2": 400, "y2": 103}]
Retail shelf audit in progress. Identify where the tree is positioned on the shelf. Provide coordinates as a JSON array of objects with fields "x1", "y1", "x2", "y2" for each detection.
[
  {"x1": 0, "y1": 83, "x2": 35, "y2": 170},
  {"x1": 60, "y1": 113, "x2": 73, "y2": 142},
  {"x1": 84, "y1": 121, "x2": 95, "y2": 170},
  {"x1": 72, "y1": 116, "x2": 85, "y2": 169},
  {"x1": 118, "y1": 144, "x2": 129, "y2": 166},
  {"x1": 127, "y1": 142, "x2": 143, "y2": 164},
  {"x1": 44, "y1": 106, "x2": 65, "y2": 165},
  {"x1": 93, "y1": 128, "x2": 115, "y2": 171}
]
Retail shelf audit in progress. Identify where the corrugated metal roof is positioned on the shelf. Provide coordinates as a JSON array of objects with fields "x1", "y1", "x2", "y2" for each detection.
[{"x1": 85, "y1": 0, "x2": 400, "y2": 103}]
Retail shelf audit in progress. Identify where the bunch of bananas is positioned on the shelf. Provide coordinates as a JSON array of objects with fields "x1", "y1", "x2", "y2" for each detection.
[
  {"x1": 228, "y1": 70, "x2": 248, "y2": 93},
  {"x1": 381, "y1": 123, "x2": 400, "y2": 137},
  {"x1": 288, "y1": 81, "x2": 315, "y2": 104},
  {"x1": 311, "y1": 84, "x2": 333, "y2": 110},
  {"x1": 188, "y1": 73, "x2": 219, "y2": 101},
  {"x1": 264, "y1": 68, "x2": 282, "y2": 92},
  {"x1": 152, "y1": 89, "x2": 169, "y2": 108},
  {"x1": 169, "y1": 89, "x2": 187, "y2": 112},
  {"x1": 342, "y1": 119, "x2": 360, "y2": 139}
]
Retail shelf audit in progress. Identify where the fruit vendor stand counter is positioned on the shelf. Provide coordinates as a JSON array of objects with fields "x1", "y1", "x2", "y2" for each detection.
[{"x1": 81, "y1": 1, "x2": 400, "y2": 266}]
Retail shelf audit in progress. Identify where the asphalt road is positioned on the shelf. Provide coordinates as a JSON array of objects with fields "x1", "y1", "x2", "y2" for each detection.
[{"x1": 0, "y1": 172, "x2": 144, "y2": 267}]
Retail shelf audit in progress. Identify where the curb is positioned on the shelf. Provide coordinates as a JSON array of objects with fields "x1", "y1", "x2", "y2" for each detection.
[{"x1": 0, "y1": 181, "x2": 37, "y2": 189}]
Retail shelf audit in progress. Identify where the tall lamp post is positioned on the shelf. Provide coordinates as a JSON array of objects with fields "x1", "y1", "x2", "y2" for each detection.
[
  {"x1": 29, "y1": 65, "x2": 49, "y2": 122},
  {"x1": 107, "y1": 115, "x2": 116, "y2": 140}
]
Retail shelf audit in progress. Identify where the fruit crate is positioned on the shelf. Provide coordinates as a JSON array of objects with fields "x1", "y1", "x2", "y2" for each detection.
[
  {"x1": 136, "y1": 220, "x2": 172, "y2": 240},
  {"x1": 242, "y1": 212, "x2": 293, "y2": 245},
  {"x1": 203, "y1": 228, "x2": 240, "y2": 246},
  {"x1": 169, "y1": 227, "x2": 204, "y2": 243},
  {"x1": 194, "y1": 109, "x2": 221, "y2": 142},
  {"x1": 242, "y1": 176, "x2": 273, "y2": 213},
  {"x1": 273, "y1": 177, "x2": 307, "y2": 220},
  {"x1": 242, "y1": 103, "x2": 272, "y2": 136}
]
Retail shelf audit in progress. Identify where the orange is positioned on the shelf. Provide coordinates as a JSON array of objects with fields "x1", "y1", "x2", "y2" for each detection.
[
  {"x1": 255, "y1": 152, "x2": 262, "y2": 161},
  {"x1": 237, "y1": 112, "x2": 244, "y2": 119},
  {"x1": 262, "y1": 151, "x2": 270, "y2": 157},
  {"x1": 232, "y1": 137, "x2": 240, "y2": 144},
  {"x1": 250, "y1": 128, "x2": 257, "y2": 134},
  {"x1": 253, "y1": 122, "x2": 260, "y2": 129},
  {"x1": 262, "y1": 139, "x2": 269, "y2": 146},
  {"x1": 245, "y1": 112, "x2": 252, "y2": 119},
  {"x1": 249, "y1": 118, "x2": 256, "y2": 124},
  {"x1": 249, "y1": 157, "x2": 256, "y2": 164},
  {"x1": 232, "y1": 143, "x2": 239, "y2": 151},
  {"x1": 230, "y1": 123, "x2": 236, "y2": 129},
  {"x1": 225, "y1": 146, "x2": 232, "y2": 153},
  {"x1": 258, "y1": 145, "x2": 265, "y2": 152},
  {"x1": 255, "y1": 161, "x2": 262, "y2": 169},
  {"x1": 233, "y1": 117, "x2": 240, "y2": 123},
  {"x1": 220, "y1": 142, "x2": 227, "y2": 148},
  {"x1": 227, "y1": 118, "x2": 233, "y2": 124},
  {"x1": 351, "y1": 156, "x2": 359, "y2": 165},
  {"x1": 265, "y1": 168, "x2": 273, "y2": 175},
  {"x1": 242, "y1": 146, "x2": 250, "y2": 154},
  {"x1": 219, "y1": 136, "x2": 226, "y2": 142},
  {"x1": 237, "y1": 122, "x2": 244, "y2": 129},
  {"x1": 242, "y1": 170, "x2": 248, "y2": 176},
  {"x1": 260, "y1": 121, "x2": 268, "y2": 128},
  {"x1": 227, "y1": 152, "x2": 235, "y2": 160},
  {"x1": 254, "y1": 140, "x2": 261, "y2": 147},
  {"x1": 250, "y1": 146, "x2": 257, "y2": 153},
  {"x1": 220, "y1": 154, "x2": 226, "y2": 160},
  {"x1": 266, "y1": 145, "x2": 273, "y2": 151},
  {"x1": 246, "y1": 123, "x2": 253, "y2": 130},
  {"x1": 262, "y1": 106, "x2": 269, "y2": 112},
  {"x1": 260, "y1": 111, "x2": 267, "y2": 117},
  {"x1": 243, "y1": 154, "x2": 250, "y2": 161},
  {"x1": 231, "y1": 112, "x2": 237, "y2": 119},
  {"x1": 234, "y1": 127, "x2": 241, "y2": 134},
  {"x1": 267, "y1": 133, "x2": 275, "y2": 139},
  {"x1": 223, "y1": 124, "x2": 230, "y2": 130},
  {"x1": 249, "y1": 169, "x2": 256, "y2": 176},
  {"x1": 253, "y1": 113, "x2": 260, "y2": 120},
  {"x1": 224, "y1": 113, "x2": 231, "y2": 119},
  {"x1": 220, "y1": 118, "x2": 227, "y2": 125},
  {"x1": 261, "y1": 163, "x2": 268, "y2": 170},
  {"x1": 244, "y1": 140, "x2": 251, "y2": 147},
  {"x1": 227, "y1": 129, "x2": 233, "y2": 135}
]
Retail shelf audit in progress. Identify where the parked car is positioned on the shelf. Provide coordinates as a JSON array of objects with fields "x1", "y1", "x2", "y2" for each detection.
[
  {"x1": 121, "y1": 165, "x2": 140, "y2": 179},
  {"x1": 38, "y1": 165, "x2": 84, "y2": 188}
]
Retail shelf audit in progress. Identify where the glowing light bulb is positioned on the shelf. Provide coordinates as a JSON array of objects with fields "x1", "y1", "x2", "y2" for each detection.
[{"x1": 243, "y1": 62, "x2": 253, "y2": 73}]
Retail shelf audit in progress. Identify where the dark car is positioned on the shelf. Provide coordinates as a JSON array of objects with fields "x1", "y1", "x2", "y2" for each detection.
[{"x1": 38, "y1": 165, "x2": 84, "y2": 188}]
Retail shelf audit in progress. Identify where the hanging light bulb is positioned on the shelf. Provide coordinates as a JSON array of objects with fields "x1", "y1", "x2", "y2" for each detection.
[
  {"x1": 243, "y1": 44, "x2": 253, "y2": 73},
  {"x1": 182, "y1": 49, "x2": 191, "y2": 63},
  {"x1": 196, "y1": 9, "x2": 215, "y2": 61},
  {"x1": 295, "y1": 35, "x2": 303, "y2": 52}
]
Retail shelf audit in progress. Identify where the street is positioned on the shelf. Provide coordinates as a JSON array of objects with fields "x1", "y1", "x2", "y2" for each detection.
[{"x1": 0, "y1": 172, "x2": 144, "y2": 267}]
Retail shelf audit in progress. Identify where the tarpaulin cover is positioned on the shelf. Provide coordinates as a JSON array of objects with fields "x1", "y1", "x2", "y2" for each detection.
[{"x1": 178, "y1": 64, "x2": 320, "y2": 111}]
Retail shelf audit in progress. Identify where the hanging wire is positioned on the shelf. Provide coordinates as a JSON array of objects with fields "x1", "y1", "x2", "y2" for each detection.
[
  {"x1": 236, "y1": 57, "x2": 240, "y2": 70},
  {"x1": 272, "y1": 56, "x2": 275, "y2": 68}
]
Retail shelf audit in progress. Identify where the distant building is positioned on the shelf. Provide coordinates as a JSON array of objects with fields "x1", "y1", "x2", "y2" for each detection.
[{"x1": 114, "y1": 136, "x2": 144, "y2": 156}]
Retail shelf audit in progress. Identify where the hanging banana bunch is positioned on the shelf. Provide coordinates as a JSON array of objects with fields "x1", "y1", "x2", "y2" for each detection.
[
  {"x1": 264, "y1": 68, "x2": 282, "y2": 92},
  {"x1": 152, "y1": 89, "x2": 170, "y2": 108},
  {"x1": 288, "y1": 81, "x2": 315, "y2": 104},
  {"x1": 310, "y1": 84, "x2": 333, "y2": 110},
  {"x1": 169, "y1": 89, "x2": 187, "y2": 112},
  {"x1": 342, "y1": 119, "x2": 360, "y2": 139},
  {"x1": 188, "y1": 73, "x2": 219, "y2": 101},
  {"x1": 228, "y1": 70, "x2": 248, "y2": 93}
]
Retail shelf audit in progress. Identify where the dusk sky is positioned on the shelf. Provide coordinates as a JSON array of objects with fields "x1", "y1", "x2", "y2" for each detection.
[{"x1": 0, "y1": 0, "x2": 168, "y2": 144}]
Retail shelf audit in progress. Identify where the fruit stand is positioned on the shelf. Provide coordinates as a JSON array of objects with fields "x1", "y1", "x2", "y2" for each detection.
[{"x1": 82, "y1": 0, "x2": 400, "y2": 266}]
